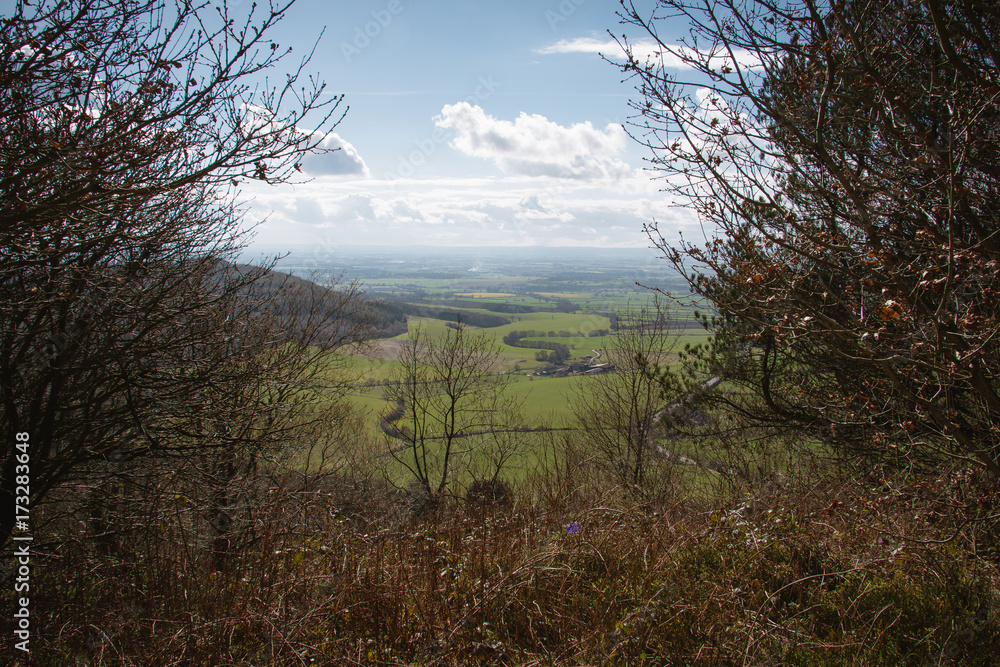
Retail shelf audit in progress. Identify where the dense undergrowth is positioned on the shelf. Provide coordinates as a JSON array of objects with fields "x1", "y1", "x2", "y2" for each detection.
[{"x1": 12, "y1": 455, "x2": 1000, "y2": 666}]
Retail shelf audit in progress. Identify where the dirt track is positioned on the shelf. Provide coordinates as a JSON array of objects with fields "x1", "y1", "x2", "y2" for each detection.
[{"x1": 363, "y1": 339, "x2": 404, "y2": 361}]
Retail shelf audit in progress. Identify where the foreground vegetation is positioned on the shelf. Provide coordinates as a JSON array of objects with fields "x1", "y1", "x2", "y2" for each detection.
[{"x1": 23, "y1": 447, "x2": 1000, "y2": 665}]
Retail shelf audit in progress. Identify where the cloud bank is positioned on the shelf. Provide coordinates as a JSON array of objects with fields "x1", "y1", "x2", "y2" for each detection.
[{"x1": 241, "y1": 173, "x2": 698, "y2": 250}]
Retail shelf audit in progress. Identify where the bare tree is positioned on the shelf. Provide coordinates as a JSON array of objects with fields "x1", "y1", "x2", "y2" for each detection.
[
  {"x1": 0, "y1": 0, "x2": 354, "y2": 548},
  {"x1": 571, "y1": 302, "x2": 681, "y2": 496},
  {"x1": 616, "y1": 0, "x2": 1000, "y2": 481},
  {"x1": 383, "y1": 324, "x2": 524, "y2": 503}
]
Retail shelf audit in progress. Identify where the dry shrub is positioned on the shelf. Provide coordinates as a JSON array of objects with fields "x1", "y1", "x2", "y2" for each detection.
[
  {"x1": 465, "y1": 478, "x2": 514, "y2": 511},
  {"x1": 18, "y1": 428, "x2": 1000, "y2": 666}
]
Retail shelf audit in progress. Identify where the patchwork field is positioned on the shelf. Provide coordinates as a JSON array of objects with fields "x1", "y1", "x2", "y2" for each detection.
[{"x1": 281, "y1": 245, "x2": 715, "y2": 483}]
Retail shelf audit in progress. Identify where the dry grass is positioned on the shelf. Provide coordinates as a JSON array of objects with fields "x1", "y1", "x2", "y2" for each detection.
[{"x1": 15, "y1": 453, "x2": 1000, "y2": 667}]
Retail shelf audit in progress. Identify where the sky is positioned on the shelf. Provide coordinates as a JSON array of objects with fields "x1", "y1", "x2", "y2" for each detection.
[
  {"x1": 3, "y1": 0, "x2": 705, "y2": 252},
  {"x1": 228, "y1": 0, "x2": 705, "y2": 253}
]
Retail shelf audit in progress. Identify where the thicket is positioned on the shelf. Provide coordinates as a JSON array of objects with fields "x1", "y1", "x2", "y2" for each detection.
[
  {"x1": 16, "y1": 437, "x2": 1000, "y2": 666},
  {"x1": 619, "y1": 0, "x2": 1000, "y2": 482}
]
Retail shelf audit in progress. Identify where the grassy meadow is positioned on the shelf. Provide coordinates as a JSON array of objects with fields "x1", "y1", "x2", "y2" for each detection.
[{"x1": 339, "y1": 304, "x2": 708, "y2": 456}]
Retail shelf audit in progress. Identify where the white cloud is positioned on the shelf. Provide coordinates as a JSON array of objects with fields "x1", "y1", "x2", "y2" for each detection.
[
  {"x1": 433, "y1": 103, "x2": 631, "y2": 180},
  {"x1": 299, "y1": 132, "x2": 369, "y2": 177},
  {"x1": 328, "y1": 193, "x2": 378, "y2": 222},
  {"x1": 236, "y1": 107, "x2": 369, "y2": 179},
  {"x1": 14, "y1": 44, "x2": 37, "y2": 59},
  {"x1": 537, "y1": 37, "x2": 761, "y2": 72},
  {"x1": 535, "y1": 37, "x2": 626, "y2": 58},
  {"x1": 290, "y1": 197, "x2": 327, "y2": 224}
]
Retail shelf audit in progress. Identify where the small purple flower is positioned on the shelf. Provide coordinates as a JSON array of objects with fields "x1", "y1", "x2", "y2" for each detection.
[{"x1": 565, "y1": 522, "x2": 581, "y2": 535}]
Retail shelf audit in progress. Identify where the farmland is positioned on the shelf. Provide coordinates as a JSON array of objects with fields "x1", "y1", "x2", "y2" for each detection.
[
  {"x1": 263, "y1": 244, "x2": 715, "y2": 487},
  {"x1": 273, "y1": 244, "x2": 711, "y2": 428}
]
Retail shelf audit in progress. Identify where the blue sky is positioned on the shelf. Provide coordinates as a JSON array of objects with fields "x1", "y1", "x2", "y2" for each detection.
[
  {"x1": 2, "y1": 0, "x2": 704, "y2": 251},
  {"x1": 233, "y1": 0, "x2": 703, "y2": 252}
]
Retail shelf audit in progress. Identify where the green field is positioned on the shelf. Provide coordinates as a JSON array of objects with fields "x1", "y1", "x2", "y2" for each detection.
[
  {"x1": 294, "y1": 247, "x2": 716, "y2": 487},
  {"x1": 331, "y1": 293, "x2": 712, "y2": 491}
]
